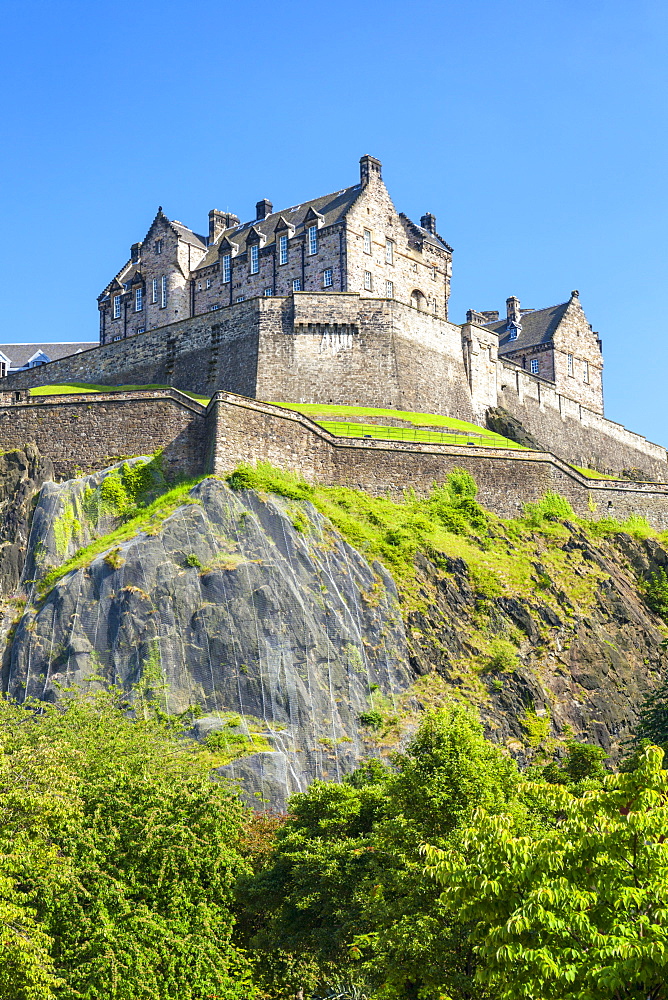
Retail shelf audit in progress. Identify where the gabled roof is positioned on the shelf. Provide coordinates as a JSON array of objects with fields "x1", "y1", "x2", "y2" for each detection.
[
  {"x1": 193, "y1": 184, "x2": 362, "y2": 270},
  {"x1": 0, "y1": 343, "x2": 97, "y2": 368},
  {"x1": 168, "y1": 221, "x2": 207, "y2": 249},
  {"x1": 487, "y1": 302, "x2": 570, "y2": 354}
]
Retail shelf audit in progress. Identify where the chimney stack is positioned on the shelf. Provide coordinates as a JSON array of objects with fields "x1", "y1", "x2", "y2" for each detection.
[
  {"x1": 360, "y1": 154, "x2": 382, "y2": 186},
  {"x1": 256, "y1": 199, "x2": 273, "y2": 220},
  {"x1": 420, "y1": 213, "x2": 437, "y2": 235},
  {"x1": 130, "y1": 242, "x2": 142, "y2": 263},
  {"x1": 506, "y1": 296, "x2": 521, "y2": 325}
]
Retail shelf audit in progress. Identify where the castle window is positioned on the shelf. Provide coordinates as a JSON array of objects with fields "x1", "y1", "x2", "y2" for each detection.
[
  {"x1": 508, "y1": 327, "x2": 518, "y2": 341},
  {"x1": 198, "y1": 281, "x2": 202, "y2": 291},
  {"x1": 385, "y1": 239, "x2": 394, "y2": 265},
  {"x1": 293, "y1": 278, "x2": 301, "y2": 292},
  {"x1": 363, "y1": 229, "x2": 371, "y2": 254},
  {"x1": 308, "y1": 225, "x2": 318, "y2": 255},
  {"x1": 530, "y1": 358, "x2": 539, "y2": 375},
  {"x1": 364, "y1": 271, "x2": 372, "y2": 291},
  {"x1": 161, "y1": 275, "x2": 167, "y2": 308},
  {"x1": 113, "y1": 335, "x2": 122, "y2": 341},
  {"x1": 152, "y1": 278, "x2": 158, "y2": 303},
  {"x1": 432, "y1": 267, "x2": 437, "y2": 280},
  {"x1": 250, "y1": 244, "x2": 259, "y2": 274},
  {"x1": 222, "y1": 254, "x2": 231, "y2": 283},
  {"x1": 137, "y1": 326, "x2": 145, "y2": 334},
  {"x1": 236, "y1": 296, "x2": 245, "y2": 302},
  {"x1": 212, "y1": 304, "x2": 221, "y2": 310},
  {"x1": 264, "y1": 287, "x2": 273, "y2": 296},
  {"x1": 567, "y1": 353, "x2": 574, "y2": 376},
  {"x1": 279, "y1": 234, "x2": 288, "y2": 265},
  {"x1": 135, "y1": 288, "x2": 143, "y2": 311},
  {"x1": 155, "y1": 239, "x2": 163, "y2": 254},
  {"x1": 386, "y1": 280, "x2": 394, "y2": 298},
  {"x1": 206, "y1": 278, "x2": 212, "y2": 289},
  {"x1": 583, "y1": 360, "x2": 590, "y2": 383},
  {"x1": 323, "y1": 268, "x2": 333, "y2": 288},
  {"x1": 113, "y1": 295, "x2": 121, "y2": 319},
  {"x1": 0, "y1": 362, "x2": 5, "y2": 378}
]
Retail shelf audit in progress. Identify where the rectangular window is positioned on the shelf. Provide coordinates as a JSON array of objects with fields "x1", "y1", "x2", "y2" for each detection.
[
  {"x1": 530, "y1": 358, "x2": 539, "y2": 375},
  {"x1": 135, "y1": 287, "x2": 143, "y2": 312},
  {"x1": 222, "y1": 254, "x2": 231, "y2": 283},
  {"x1": 137, "y1": 326, "x2": 145, "y2": 335},
  {"x1": 583, "y1": 360, "x2": 590, "y2": 383},
  {"x1": 279, "y1": 234, "x2": 288, "y2": 265},
  {"x1": 385, "y1": 239, "x2": 394, "y2": 264},
  {"x1": 161, "y1": 275, "x2": 167, "y2": 308},
  {"x1": 113, "y1": 335, "x2": 122, "y2": 341},
  {"x1": 211, "y1": 304, "x2": 221, "y2": 310},
  {"x1": 364, "y1": 270, "x2": 372, "y2": 291},
  {"x1": 432, "y1": 267, "x2": 437, "y2": 281},
  {"x1": 113, "y1": 294, "x2": 121, "y2": 319},
  {"x1": 250, "y1": 244, "x2": 259, "y2": 274},
  {"x1": 264, "y1": 287, "x2": 273, "y2": 296},
  {"x1": 152, "y1": 278, "x2": 158, "y2": 303},
  {"x1": 236, "y1": 295, "x2": 245, "y2": 302},
  {"x1": 206, "y1": 277, "x2": 212, "y2": 289},
  {"x1": 323, "y1": 268, "x2": 333, "y2": 287},
  {"x1": 567, "y1": 353, "x2": 574, "y2": 376},
  {"x1": 308, "y1": 225, "x2": 318, "y2": 255},
  {"x1": 386, "y1": 280, "x2": 393, "y2": 298},
  {"x1": 363, "y1": 229, "x2": 371, "y2": 254},
  {"x1": 155, "y1": 239, "x2": 163, "y2": 254},
  {"x1": 293, "y1": 278, "x2": 301, "y2": 292}
]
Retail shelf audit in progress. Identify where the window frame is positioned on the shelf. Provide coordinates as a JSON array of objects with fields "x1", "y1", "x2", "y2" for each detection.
[
  {"x1": 530, "y1": 358, "x2": 539, "y2": 375},
  {"x1": 364, "y1": 270, "x2": 372, "y2": 291},
  {"x1": 307, "y1": 225, "x2": 318, "y2": 256},
  {"x1": 279, "y1": 234, "x2": 288, "y2": 265},
  {"x1": 323, "y1": 268, "x2": 333, "y2": 288},
  {"x1": 161, "y1": 275, "x2": 167, "y2": 308},
  {"x1": 567, "y1": 353, "x2": 574, "y2": 376},
  {"x1": 113, "y1": 294, "x2": 121, "y2": 319},
  {"x1": 293, "y1": 278, "x2": 302, "y2": 292},
  {"x1": 264, "y1": 287, "x2": 273, "y2": 296},
  {"x1": 135, "y1": 287, "x2": 143, "y2": 312},
  {"x1": 152, "y1": 278, "x2": 158, "y2": 303},
  {"x1": 385, "y1": 280, "x2": 393, "y2": 299},
  {"x1": 363, "y1": 229, "x2": 372, "y2": 254},
  {"x1": 250, "y1": 244, "x2": 259, "y2": 274},
  {"x1": 222, "y1": 254, "x2": 231, "y2": 283},
  {"x1": 583, "y1": 360, "x2": 590, "y2": 384},
  {"x1": 385, "y1": 239, "x2": 394, "y2": 265}
]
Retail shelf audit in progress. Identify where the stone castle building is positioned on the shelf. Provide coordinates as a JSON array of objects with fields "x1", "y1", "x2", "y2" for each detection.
[
  {"x1": 99, "y1": 155, "x2": 452, "y2": 344},
  {"x1": 1, "y1": 155, "x2": 663, "y2": 481}
]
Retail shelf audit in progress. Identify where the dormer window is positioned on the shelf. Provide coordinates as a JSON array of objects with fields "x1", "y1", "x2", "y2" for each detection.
[
  {"x1": 279, "y1": 234, "x2": 288, "y2": 265},
  {"x1": 508, "y1": 328, "x2": 518, "y2": 341},
  {"x1": 113, "y1": 295, "x2": 121, "y2": 319},
  {"x1": 308, "y1": 225, "x2": 318, "y2": 256},
  {"x1": 385, "y1": 239, "x2": 394, "y2": 264},
  {"x1": 222, "y1": 254, "x2": 231, "y2": 283},
  {"x1": 250, "y1": 244, "x2": 259, "y2": 274},
  {"x1": 135, "y1": 288, "x2": 143, "y2": 312}
]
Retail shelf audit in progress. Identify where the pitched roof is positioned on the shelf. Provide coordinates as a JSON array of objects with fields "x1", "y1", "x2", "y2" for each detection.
[
  {"x1": 486, "y1": 302, "x2": 570, "y2": 354},
  {"x1": 169, "y1": 221, "x2": 207, "y2": 249},
  {"x1": 0, "y1": 343, "x2": 97, "y2": 368},
  {"x1": 193, "y1": 185, "x2": 363, "y2": 270}
]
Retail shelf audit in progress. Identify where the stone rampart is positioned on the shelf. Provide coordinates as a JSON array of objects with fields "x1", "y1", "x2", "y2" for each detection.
[
  {"x1": 496, "y1": 361, "x2": 668, "y2": 482},
  {"x1": 0, "y1": 389, "x2": 206, "y2": 480}
]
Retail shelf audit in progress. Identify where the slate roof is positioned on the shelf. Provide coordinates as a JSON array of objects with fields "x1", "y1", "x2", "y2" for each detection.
[
  {"x1": 193, "y1": 185, "x2": 363, "y2": 271},
  {"x1": 169, "y1": 222, "x2": 207, "y2": 249},
  {"x1": 0, "y1": 343, "x2": 97, "y2": 368},
  {"x1": 485, "y1": 302, "x2": 570, "y2": 354}
]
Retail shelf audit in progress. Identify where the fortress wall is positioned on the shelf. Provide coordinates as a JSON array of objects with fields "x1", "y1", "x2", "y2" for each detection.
[
  {"x1": 210, "y1": 393, "x2": 668, "y2": 529},
  {"x1": 0, "y1": 390, "x2": 206, "y2": 480},
  {"x1": 497, "y1": 362, "x2": 668, "y2": 482}
]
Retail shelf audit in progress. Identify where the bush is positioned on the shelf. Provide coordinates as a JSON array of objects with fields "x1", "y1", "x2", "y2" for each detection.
[
  {"x1": 484, "y1": 638, "x2": 518, "y2": 673},
  {"x1": 523, "y1": 491, "x2": 575, "y2": 526},
  {"x1": 359, "y1": 710, "x2": 383, "y2": 730},
  {"x1": 640, "y1": 568, "x2": 668, "y2": 621}
]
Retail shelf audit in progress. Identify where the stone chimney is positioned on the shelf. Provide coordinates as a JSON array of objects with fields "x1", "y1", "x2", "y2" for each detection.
[
  {"x1": 420, "y1": 213, "x2": 437, "y2": 235},
  {"x1": 506, "y1": 296, "x2": 521, "y2": 325},
  {"x1": 466, "y1": 309, "x2": 487, "y2": 325},
  {"x1": 360, "y1": 154, "x2": 382, "y2": 186},
  {"x1": 130, "y1": 242, "x2": 142, "y2": 263},
  {"x1": 256, "y1": 199, "x2": 273, "y2": 220},
  {"x1": 209, "y1": 210, "x2": 226, "y2": 242}
]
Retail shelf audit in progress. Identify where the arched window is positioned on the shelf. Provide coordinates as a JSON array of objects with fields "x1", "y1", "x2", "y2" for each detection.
[{"x1": 411, "y1": 289, "x2": 427, "y2": 311}]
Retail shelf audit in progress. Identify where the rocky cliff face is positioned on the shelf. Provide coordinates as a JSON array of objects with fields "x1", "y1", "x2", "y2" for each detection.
[{"x1": 1, "y1": 457, "x2": 667, "y2": 807}]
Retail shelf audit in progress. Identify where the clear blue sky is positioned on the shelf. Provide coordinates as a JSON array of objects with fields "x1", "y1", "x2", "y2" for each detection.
[{"x1": 2, "y1": 0, "x2": 667, "y2": 443}]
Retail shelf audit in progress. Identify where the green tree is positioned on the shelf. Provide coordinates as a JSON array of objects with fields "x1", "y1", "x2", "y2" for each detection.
[
  {"x1": 426, "y1": 745, "x2": 668, "y2": 1000},
  {"x1": 0, "y1": 687, "x2": 253, "y2": 1000}
]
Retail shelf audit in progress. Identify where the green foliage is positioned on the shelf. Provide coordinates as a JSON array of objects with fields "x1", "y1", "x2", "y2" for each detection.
[
  {"x1": 426, "y1": 746, "x2": 668, "y2": 1000},
  {"x1": 631, "y1": 664, "x2": 668, "y2": 751},
  {"x1": 640, "y1": 568, "x2": 668, "y2": 621},
  {"x1": 103, "y1": 546, "x2": 125, "y2": 570},
  {"x1": 484, "y1": 638, "x2": 518, "y2": 673},
  {"x1": 0, "y1": 686, "x2": 253, "y2": 1000},
  {"x1": 358, "y1": 710, "x2": 383, "y2": 729},
  {"x1": 52, "y1": 502, "x2": 81, "y2": 557},
  {"x1": 539, "y1": 740, "x2": 609, "y2": 784},
  {"x1": 523, "y1": 491, "x2": 575, "y2": 526},
  {"x1": 522, "y1": 708, "x2": 551, "y2": 748}
]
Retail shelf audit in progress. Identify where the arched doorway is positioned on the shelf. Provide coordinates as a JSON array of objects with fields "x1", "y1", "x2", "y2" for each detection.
[{"x1": 411, "y1": 289, "x2": 427, "y2": 311}]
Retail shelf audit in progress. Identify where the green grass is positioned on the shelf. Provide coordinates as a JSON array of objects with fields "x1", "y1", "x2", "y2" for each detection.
[
  {"x1": 28, "y1": 383, "x2": 210, "y2": 405},
  {"x1": 571, "y1": 465, "x2": 619, "y2": 480},
  {"x1": 37, "y1": 477, "x2": 206, "y2": 596},
  {"x1": 270, "y1": 402, "x2": 525, "y2": 449}
]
